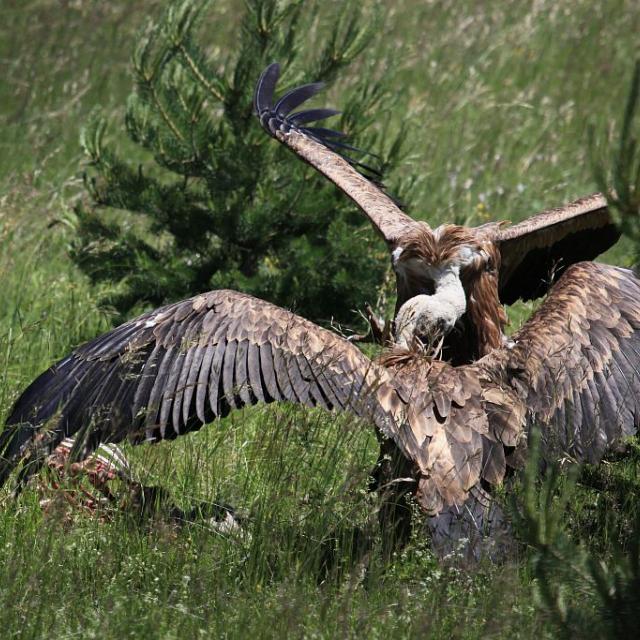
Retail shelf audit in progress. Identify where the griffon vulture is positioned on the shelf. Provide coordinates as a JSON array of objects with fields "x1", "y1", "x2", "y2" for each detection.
[{"x1": 0, "y1": 64, "x2": 637, "y2": 556}]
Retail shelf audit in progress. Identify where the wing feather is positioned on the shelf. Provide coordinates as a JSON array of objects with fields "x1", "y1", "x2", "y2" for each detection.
[
  {"x1": 159, "y1": 350, "x2": 184, "y2": 437},
  {"x1": 132, "y1": 344, "x2": 163, "y2": 426},
  {"x1": 411, "y1": 261, "x2": 640, "y2": 544},
  {"x1": 296, "y1": 354, "x2": 330, "y2": 410},
  {"x1": 196, "y1": 344, "x2": 216, "y2": 424},
  {"x1": 269, "y1": 345, "x2": 294, "y2": 402},
  {"x1": 0, "y1": 290, "x2": 418, "y2": 491},
  {"x1": 258, "y1": 342, "x2": 281, "y2": 401},
  {"x1": 221, "y1": 339, "x2": 239, "y2": 410},
  {"x1": 172, "y1": 344, "x2": 195, "y2": 434},
  {"x1": 247, "y1": 343, "x2": 265, "y2": 404},
  {"x1": 253, "y1": 62, "x2": 419, "y2": 245},
  {"x1": 8, "y1": 263, "x2": 640, "y2": 532},
  {"x1": 253, "y1": 61, "x2": 280, "y2": 113},
  {"x1": 182, "y1": 345, "x2": 207, "y2": 426},
  {"x1": 313, "y1": 367, "x2": 346, "y2": 410},
  {"x1": 289, "y1": 108, "x2": 341, "y2": 125},
  {"x1": 234, "y1": 340, "x2": 254, "y2": 405},
  {"x1": 495, "y1": 193, "x2": 619, "y2": 303},
  {"x1": 207, "y1": 337, "x2": 227, "y2": 417},
  {"x1": 287, "y1": 353, "x2": 312, "y2": 405},
  {"x1": 274, "y1": 82, "x2": 325, "y2": 115},
  {"x1": 147, "y1": 345, "x2": 176, "y2": 432},
  {"x1": 477, "y1": 262, "x2": 640, "y2": 465}
]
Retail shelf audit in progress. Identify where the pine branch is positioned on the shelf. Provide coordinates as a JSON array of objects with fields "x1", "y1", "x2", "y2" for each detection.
[
  {"x1": 590, "y1": 60, "x2": 640, "y2": 244},
  {"x1": 174, "y1": 41, "x2": 226, "y2": 103}
]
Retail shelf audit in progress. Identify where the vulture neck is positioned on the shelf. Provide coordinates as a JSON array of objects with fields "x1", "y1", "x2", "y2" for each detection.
[{"x1": 431, "y1": 266, "x2": 466, "y2": 317}]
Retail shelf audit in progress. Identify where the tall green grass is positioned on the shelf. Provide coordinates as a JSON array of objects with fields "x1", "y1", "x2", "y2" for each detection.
[{"x1": 0, "y1": 0, "x2": 639, "y2": 637}]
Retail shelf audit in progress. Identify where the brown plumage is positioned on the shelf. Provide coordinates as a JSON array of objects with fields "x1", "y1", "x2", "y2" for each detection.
[
  {"x1": 496, "y1": 192, "x2": 616, "y2": 303},
  {"x1": 254, "y1": 64, "x2": 619, "y2": 364},
  {"x1": 2, "y1": 263, "x2": 640, "y2": 556},
  {"x1": 460, "y1": 242, "x2": 507, "y2": 359},
  {"x1": 0, "y1": 64, "x2": 637, "y2": 559},
  {"x1": 392, "y1": 224, "x2": 507, "y2": 362}
]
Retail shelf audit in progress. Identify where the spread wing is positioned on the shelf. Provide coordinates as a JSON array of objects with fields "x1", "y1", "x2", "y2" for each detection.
[
  {"x1": 254, "y1": 63, "x2": 418, "y2": 246},
  {"x1": 478, "y1": 261, "x2": 640, "y2": 464},
  {"x1": 0, "y1": 290, "x2": 423, "y2": 489},
  {"x1": 0, "y1": 288, "x2": 495, "y2": 520},
  {"x1": 390, "y1": 262, "x2": 640, "y2": 519},
  {"x1": 495, "y1": 193, "x2": 619, "y2": 303},
  {"x1": 5, "y1": 264, "x2": 638, "y2": 531}
]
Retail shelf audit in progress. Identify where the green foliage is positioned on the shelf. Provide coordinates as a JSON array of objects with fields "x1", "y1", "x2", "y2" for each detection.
[
  {"x1": 4, "y1": 0, "x2": 640, "y2": 637},
  {"x1": 512, "y1": 432, "x2": 640, "y2": 639},
  {"x1": 71, "y1": 0, "x2": 405, "y2": 326},
  {"x1": 591, "y1": 60, "x2": 640, "y2": 248},
  {"x1": 513, "y1": 66, "x2": 640, "y2": 638}
]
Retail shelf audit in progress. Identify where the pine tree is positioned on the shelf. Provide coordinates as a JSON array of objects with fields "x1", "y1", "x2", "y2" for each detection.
[{"x1": 72, "y1": 0, "x2": 407, "y2": 329}]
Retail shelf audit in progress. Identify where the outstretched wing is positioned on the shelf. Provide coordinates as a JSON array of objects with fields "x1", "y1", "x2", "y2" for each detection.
[
  {"x1": 495, "y1": 193, "x2": 619, "y2": 303},
  {"x1": 0, "y1": 290, "x2": 423, "y2": 489},
  {"x1": 6, "y1": 264, "x2": 637, "y2": 530},
  {"x1": 477, "y1": 261, "x2": 640, "y2": 466},
  {"x1": 254, "y1": 63, "x2": 418, "y2": 246},
  {"x1": 0, "y1": 288, "x2": 495, "y2": 521}
]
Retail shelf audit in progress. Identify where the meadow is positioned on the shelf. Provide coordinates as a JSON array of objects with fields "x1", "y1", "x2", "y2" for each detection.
[{"x1": 1, "y1": 1, "x2": 640, "y2": 637}]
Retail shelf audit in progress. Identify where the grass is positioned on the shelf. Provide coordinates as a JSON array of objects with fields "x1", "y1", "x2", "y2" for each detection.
[{"x1": 1, "y1": 0, "x2": 639, "y2": 637}]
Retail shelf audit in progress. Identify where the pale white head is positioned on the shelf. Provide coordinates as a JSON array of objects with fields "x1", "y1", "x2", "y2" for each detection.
[
  {"x1": 394, "y1": 262, "x2": 467, "y2": 351},
  {"x1": 390, "y1": 222, "x2": 505, "y2": 359}
]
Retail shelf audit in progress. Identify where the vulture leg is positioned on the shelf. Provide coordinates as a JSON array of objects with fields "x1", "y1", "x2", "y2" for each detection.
[{"x1": 369, "y1": 437, "x2": 416, "y2": 561}]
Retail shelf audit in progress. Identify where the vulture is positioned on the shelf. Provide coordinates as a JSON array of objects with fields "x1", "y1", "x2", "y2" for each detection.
[{"x1": 1, "y1": 63, "x2": 638, "y2": 558}]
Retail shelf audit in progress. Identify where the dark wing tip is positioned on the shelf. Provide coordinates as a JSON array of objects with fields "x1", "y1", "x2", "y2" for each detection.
[
  {"x1": 253, "y1": 62, "x2": 281, "y2": 115},
  {"x1": 253, "y1": 64, "x2": 399, "y2": 203},
  {"x1": 253, "y1": 65, "x2": 349, "y2": 147},
  {"x1": 254, "y1": 63, "x2": 337, "y2": 141},
  {"x1": 273, "y1": 82, "x2": 325, "y2": 116},
  {"x1": 289, "y1": 108, "x2": 341, "y2": 126}
]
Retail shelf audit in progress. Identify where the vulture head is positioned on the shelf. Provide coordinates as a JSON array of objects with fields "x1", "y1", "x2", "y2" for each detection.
[
  {"x1": 393, "y1": 264, "x2": 466, "y2": 352},
  {"x1": 391, "y1": 223, "x2": 502, "y2": 358}
]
